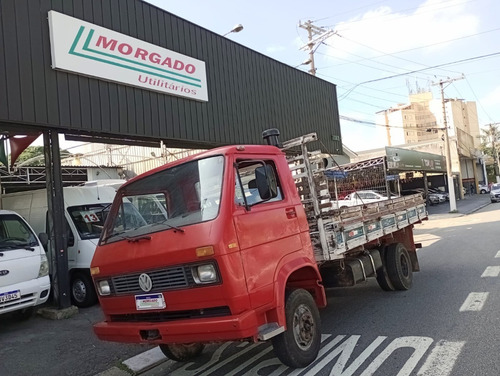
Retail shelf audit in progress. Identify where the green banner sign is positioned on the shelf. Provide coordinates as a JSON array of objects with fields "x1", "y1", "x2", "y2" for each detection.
[{"x1": 385, "y1": 147, "x2": 446, "y2": 173}]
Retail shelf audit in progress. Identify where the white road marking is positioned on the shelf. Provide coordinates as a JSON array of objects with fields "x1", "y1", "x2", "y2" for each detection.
[
  {"x1": 481, "y1": 266, "x2": 500, "y2": 277},
  {"x1": 359, "y1": 336, "x2": 433, "y2": 376},
  {"x1": 495, "y1": 250, "x2": 500, "y2": 258},
  {"x1": 417, "y1": 340, "x2": 465, "y2": 376},
  {"x1": 459, "y1": 292, "x2": 489, "y2": 312}
]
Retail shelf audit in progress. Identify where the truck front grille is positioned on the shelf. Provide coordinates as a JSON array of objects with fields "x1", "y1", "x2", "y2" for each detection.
[
  {"x1": 111, "y1": 266, "x2": 195, "y2": 295},
  {"x1": 109, "y1": 306, "x2": 231, "y2": 322}
]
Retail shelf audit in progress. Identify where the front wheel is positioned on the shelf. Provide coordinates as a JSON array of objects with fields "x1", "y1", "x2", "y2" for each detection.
[
  {"x1": 385, "y1": 243, "x2": 413, "y2": 290},
  {"x1": 272, "y1": 289, "x2": 321, "y2": 368},
  {"x1": 71, "y1": 271, "x2": 98, "y2": 308},
  {"x1": 159, "y1": 343, "x2": 204, "y2": 362}
]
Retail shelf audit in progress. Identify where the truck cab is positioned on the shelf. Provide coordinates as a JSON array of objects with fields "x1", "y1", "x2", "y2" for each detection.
[{"x1": 91, "y1": 145, "x2": 326, "y2": 367}]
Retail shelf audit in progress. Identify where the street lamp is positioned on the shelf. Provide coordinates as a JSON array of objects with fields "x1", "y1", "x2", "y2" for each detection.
[{"x1": 223, "y1": 24, "x2": 244, "y2": 37}]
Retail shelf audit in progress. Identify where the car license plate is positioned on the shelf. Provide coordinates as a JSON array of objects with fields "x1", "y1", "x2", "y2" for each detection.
[
  {"x1": 0, "y1": 290, "x2": 21, "y2": 303},
  {"x1": 135, "y1": 293, "x2": 166, "y2": 310}
]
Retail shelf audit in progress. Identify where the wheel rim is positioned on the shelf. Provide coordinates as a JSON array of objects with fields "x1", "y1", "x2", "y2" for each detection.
[
  {"x1": 400, "y1": 254, "x2": 409, "y2": 278},
  {"x1": 72, "y1": 279, "x2": 86, "y2": 303},
  {"x1": 292, "y1": 303, "x2": 315, "y2": 351}
]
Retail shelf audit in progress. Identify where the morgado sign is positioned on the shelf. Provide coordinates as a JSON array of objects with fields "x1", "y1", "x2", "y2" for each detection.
[{"x1": 48, "y1": 11, "x2": 208, "y2": 102}]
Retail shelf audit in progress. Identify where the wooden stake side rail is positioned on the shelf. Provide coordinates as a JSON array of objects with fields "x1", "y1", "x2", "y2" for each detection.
[{"x1": 284, "y1": 134, "x2": 428, "y2": 263}]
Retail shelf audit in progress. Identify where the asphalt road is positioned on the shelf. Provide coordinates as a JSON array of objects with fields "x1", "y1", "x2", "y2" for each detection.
[
  {"x1": 143, "y1": 203, "x2": 500, "y2": 376},
  {"x1": 1, "y1": 196, "x2": 498, "y2": 376}
]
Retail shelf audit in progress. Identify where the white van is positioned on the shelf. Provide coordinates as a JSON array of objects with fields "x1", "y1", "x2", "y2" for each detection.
[
  {"x1": 1, "y1": 185, "x2": 117, "y2": 307},
  {"x1": 0, "y1": 210, "x2": 50, "y2": 319}
]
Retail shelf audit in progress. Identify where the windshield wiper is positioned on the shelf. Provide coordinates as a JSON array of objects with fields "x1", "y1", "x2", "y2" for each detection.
[
  {"x1": 150, "y1": 220, "x2": 185, "y2": 233},
  {"x1": 0, "y1": 244, "x2": 35, "y2": 251}
]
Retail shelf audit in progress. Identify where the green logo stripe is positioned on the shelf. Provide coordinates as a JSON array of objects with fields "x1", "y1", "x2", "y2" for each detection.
[{"x1": 68, "y1": 27, "x2": 202, "y2": 88}]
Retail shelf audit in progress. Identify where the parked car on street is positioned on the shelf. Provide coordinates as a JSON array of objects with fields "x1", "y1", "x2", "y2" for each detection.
[
  {"x1": 479, "y1": 184, "x2": 489, "y2": 194},
  {"x1": 0, "y1": 210, "x2": 51, "y2": 319},
  {"x1": 336, "y1": 190, "x2": 396, "y2": 208},
  {"x1": 490, "y1": 183, "x2": 500, "y2": 203}
]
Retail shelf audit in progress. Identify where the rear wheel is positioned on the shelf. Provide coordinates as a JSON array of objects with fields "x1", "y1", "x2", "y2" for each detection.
[
  {"x1": 159, "y1": 343, "x2": 204, "y2": 362},
  {"x1": 376, "y1": 247, "x2": 395, "y2": 291},
  {"x1": 71, "y1": 271, "x2": 97, "y2": 308},
  {"x1": 385, "y1": 243, "x2": 413, "y2": 290},
  {"x1": 272, "y1": 289, "x2": 321, "y2": 368}
]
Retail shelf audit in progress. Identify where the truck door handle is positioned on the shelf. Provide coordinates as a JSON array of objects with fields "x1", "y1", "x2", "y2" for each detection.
[{"x1": 285, "y1": 207, "x2": 297, "y2": 219}]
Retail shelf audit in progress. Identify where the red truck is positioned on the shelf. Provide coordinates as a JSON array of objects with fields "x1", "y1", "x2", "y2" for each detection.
[{"x1": 91, "y1": 130, "x2": 427, "y2": 368}]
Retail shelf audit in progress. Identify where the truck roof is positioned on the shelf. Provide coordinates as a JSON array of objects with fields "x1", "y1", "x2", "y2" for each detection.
[{"x1": 121, "y1": 144, "x2": 284, "y2": 189}]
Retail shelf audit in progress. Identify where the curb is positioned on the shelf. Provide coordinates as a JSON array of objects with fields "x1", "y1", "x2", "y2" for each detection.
[{"x1": 97, "y1": 347, "x2": 167, "y2": 376}]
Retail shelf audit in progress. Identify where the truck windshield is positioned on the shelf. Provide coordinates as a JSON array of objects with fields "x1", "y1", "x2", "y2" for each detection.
[
  {"x1": 0, "y1": 214, "x2": 38, "y2": 250},
  {"x1": 68, "y1": 204, "x2": 111, "y2": 240},
  {"x1": 101, "y1": 155, "x2": 224, "y2": 244}
]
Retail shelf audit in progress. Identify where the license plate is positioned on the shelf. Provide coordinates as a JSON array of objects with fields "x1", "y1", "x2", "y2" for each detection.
[
  {"x1": 135, "y1": 293, "x2": 166, "y2": 310},
  {"x1": 0, "y1": 290, "x2": 21, "y2": 303}
]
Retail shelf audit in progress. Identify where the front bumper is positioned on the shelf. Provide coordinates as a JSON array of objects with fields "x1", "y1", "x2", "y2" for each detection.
[
  {"x1": 94, "y1": 308, "x2": 260, "y2": 344},
  {"x1": 0, "y1": 276, "x2": 51, "y2": 315}
]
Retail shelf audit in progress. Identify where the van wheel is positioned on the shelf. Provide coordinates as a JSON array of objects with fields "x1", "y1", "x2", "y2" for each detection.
[
  {"x1": 17, "y1": 307, "x2": 35, "y2": 320},
  {"x1": 376, "y1": 247, "x2": 395, "y2": 291},
  {"x1": 385, "y1": 243, "x2": 413, "y2": 290},
  {"x1": 71, "y1": 271, "x2": 97, "y2": 308},
  {"x1": 159, "y1": 343, "x2": 204, "y2": 361},
  {"x1": 272, "y1": 289, "x2": 321, "y2": 368}
]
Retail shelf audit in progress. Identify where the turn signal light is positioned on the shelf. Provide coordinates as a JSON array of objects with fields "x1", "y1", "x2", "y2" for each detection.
[
  {"x1": 90, "y1": 267, "x2": 100, "y2": 275},
  {"x1": 196, "y1": 246, "x2": 214, "y2": 257}
]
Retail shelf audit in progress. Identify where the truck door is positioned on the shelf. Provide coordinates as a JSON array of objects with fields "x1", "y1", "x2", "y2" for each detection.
[{"x1": 233, "y1": 158, "x2": 302, "y2": 308}]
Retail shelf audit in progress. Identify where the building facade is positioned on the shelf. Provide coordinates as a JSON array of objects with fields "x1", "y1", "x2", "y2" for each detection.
[{"x1": 376, "y1": 92, "x2": 483, "y2": 194}]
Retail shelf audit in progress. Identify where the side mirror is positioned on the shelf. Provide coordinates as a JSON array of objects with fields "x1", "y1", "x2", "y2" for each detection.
[
  {"x1": 255, "y1": 165, "x2": 278, "y2": 200},
  {"x1": 38, "y1": 232, "x2": 49, "y2": 248}
]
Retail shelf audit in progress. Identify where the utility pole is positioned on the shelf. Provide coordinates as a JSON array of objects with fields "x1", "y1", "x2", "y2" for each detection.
[
  {"x1": 298, "y1": 20, "x2": 335, "y2": 76},
  {"x1": 433, "y1": 75, "x2": 463, "y2": 212}
]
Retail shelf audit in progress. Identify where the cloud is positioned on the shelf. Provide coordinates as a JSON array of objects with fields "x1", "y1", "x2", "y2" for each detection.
[
  {"x1": 266, "y1": 45, "x2": 286, "y2": 54},
  {"x1": 323, "y1": 0, "x2": 479, "y2": 60}
]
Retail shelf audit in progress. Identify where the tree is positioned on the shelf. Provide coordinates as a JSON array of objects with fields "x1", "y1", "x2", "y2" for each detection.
[
  {"x1": 14, "y1": 146, "x2": 71, "y2": 166},
  {"x1": 480, "y1": 123, "x2": 500, "y2": 178}
]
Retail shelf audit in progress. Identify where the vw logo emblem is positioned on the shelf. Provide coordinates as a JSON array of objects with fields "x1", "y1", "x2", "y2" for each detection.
[{"x1": 138, "y1": 273, "x2": 153, "y2": 292}]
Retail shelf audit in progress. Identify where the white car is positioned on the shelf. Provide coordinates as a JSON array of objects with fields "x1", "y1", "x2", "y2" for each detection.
[
  {"x1": 0, "y1": 210, "x2": 51, "y2": 319},
  {"x1": 490, "y1": 183, "x2": 500, "y2": 203},
  {"x1": 338, "y1": 190, "x2": 395, "y2": 208},
  {"x1": 479, "y1": 184, "x2": 489, "y2": 194}
]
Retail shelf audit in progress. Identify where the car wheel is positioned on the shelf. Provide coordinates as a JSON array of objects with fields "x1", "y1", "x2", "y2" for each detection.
[
  {"x1": 376, "y1": 246, "x2": 395, "y2": 291},
  {"x1": 272, "y1": 289, "x2": 321, "y2": 368},
  {"x1": 385, "y1": 243, "x2": 413, "y2": 290},
  {"x1": 71, "y1": 271, "x2": 98, "y2": 308},
  {"x1": 160, "y1": 343, "x2": 204, "y2": 362},
  {"x1": 17, "y1": 307, "x2": 35, "y2": 320}
]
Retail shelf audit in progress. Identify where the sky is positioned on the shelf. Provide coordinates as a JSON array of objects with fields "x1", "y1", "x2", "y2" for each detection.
[{"x1": 145, "y1": 0, "x2": 500, "y2": 152}]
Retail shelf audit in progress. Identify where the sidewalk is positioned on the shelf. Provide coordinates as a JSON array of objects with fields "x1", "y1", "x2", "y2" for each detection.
[{"x1": 426, "y1": 192, "x2": 492, "y2": 219}]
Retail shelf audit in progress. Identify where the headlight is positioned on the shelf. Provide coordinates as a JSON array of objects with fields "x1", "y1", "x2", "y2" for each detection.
[
  {"x1": 192, "y1": 264, "x2": 218, "y2": 284},
  {"x1": 97, "y1": 280, "x2": 111, "y2": 295},
  {"x1": 38, "y1": 254, "x2": 49, "y2": 277}
]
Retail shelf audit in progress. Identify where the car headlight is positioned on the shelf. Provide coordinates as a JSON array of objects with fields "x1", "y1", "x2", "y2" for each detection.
[
  {"x1": 38, "y1": 254, "x2": 49, "y2": 277},
  {"x1": 97, "y1": 280, "x2": 111, "y2": 296},
  {"x1": 192, "y1": 264, "x2": 218, "y2": 284}
]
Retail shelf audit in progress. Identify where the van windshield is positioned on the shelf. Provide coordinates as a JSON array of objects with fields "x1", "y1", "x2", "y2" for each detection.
[
  {"x1": 0, "y1": 214, "x2": 38, "y2": 250},
  {"x1": 68, "y1": 204, "x2": 111, "y2": 240},
  {"x1": 101, "y1": 155, "x2": 224, "y2": 244}
]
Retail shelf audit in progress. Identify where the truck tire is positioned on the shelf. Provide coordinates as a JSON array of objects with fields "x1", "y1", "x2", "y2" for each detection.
[
  {"x1": 272, "y1": 289, "x2": 321, "y2": 368},
  {"x1": 159, "y1": 343, "x2": 204, "y2": 362},
  {"x1": 385, "y1": 243, "x2": 413, "y2": 290},
  {"x1": 376, "y1": 247, "x2": 395, "y2": 291},
  {"x1": 71, "y1": 271, "x2": 98, "y2": 308}
]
